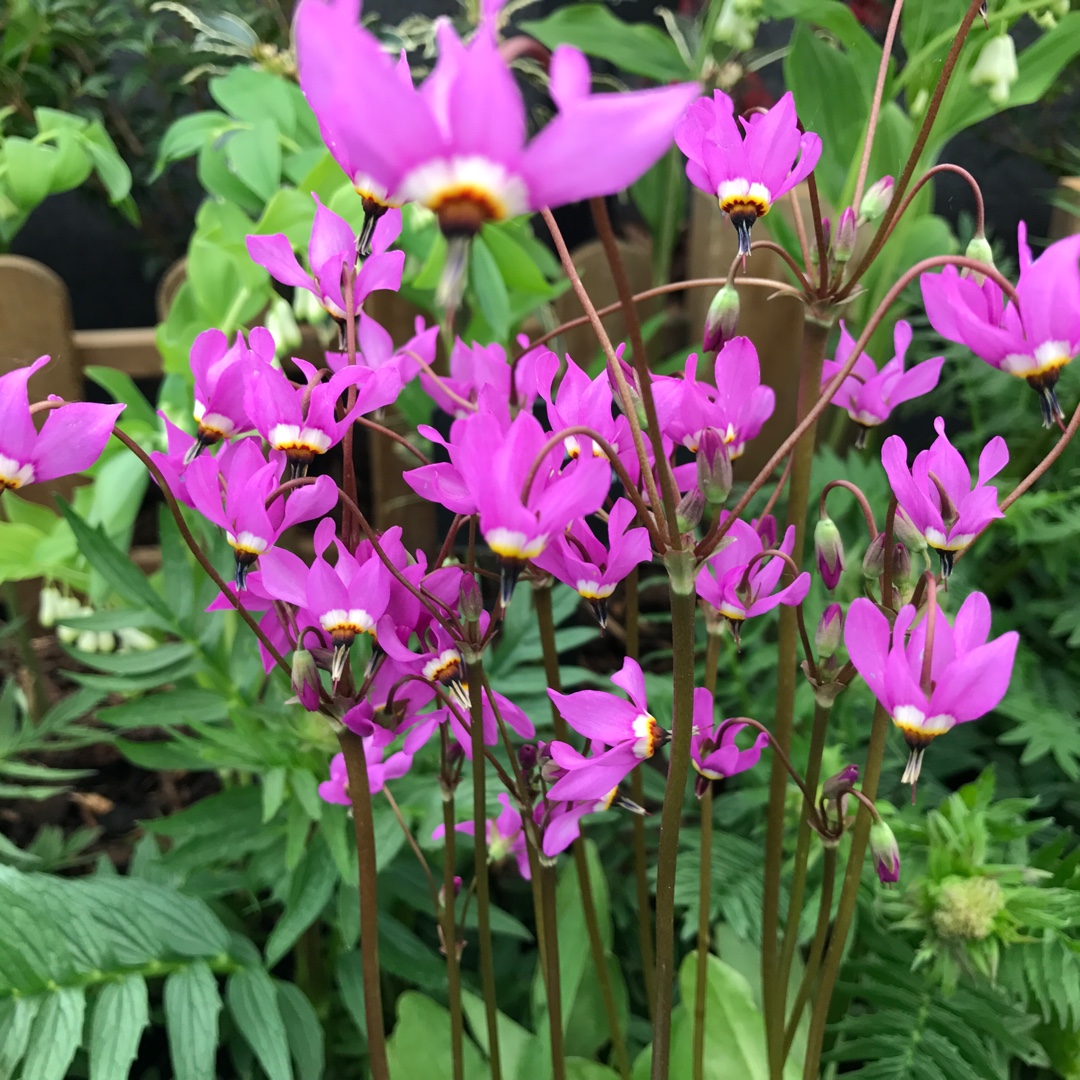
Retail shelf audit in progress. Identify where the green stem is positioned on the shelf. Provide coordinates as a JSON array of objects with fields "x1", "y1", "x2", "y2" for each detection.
[
  {"x1": 692, "y1": 785, "x2": 714, "y2": 1080},
  {"x1": 533, "y1": 586, "x2": 630, "y2": 1078},
  {"x1": 782, "y1": 844, "x2": 838, "y2": 1060},
  {"x1": 650, "y1": 583, "x2": 699, "y2": 1080},
  {"x1": 776, "y1": 700, "x2": 834, "y2": 1050},
  {"x1": 337, "y1": 728, "x2": 390, "y2": 1080},
  {"x1": 763, "y1": 319, "x2": 831, "y2": 1080},
  {"x1": 440, "y1": 785, "x2": 465, "y2": 1080},
  {"x1": 625, "y1": 568, "x2": 656, "y2": 1016},
  {"x1": 801, "y1": 704, "x2": 891, "y2": 1080},
  {"x1": 541, "y1": 864, "x2": 567, "y2": 1080},
  {"x1": 465, "y1": 656, "x2": 502, "y2": 1080}
]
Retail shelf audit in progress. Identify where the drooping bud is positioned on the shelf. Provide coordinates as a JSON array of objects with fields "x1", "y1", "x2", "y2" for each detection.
[
  {"x1": 962, "y1": 232, "x2": 996, "y2": 285},
  {"x1": 810, "y1": 218, "x2": 831, "y2": 265},
  {"x1": 969, "y1": 33, "x2": 1018, "y2": 106},
  {"x1": 518, "y1": 743, "x2": 539, "y2": 772},
  {"x1": 696, "y1": 429, "x2": 733, "y2": 506},
  {"x1": 862, "y1": 532, "x2": 887, "y2": 580},
  {"x1": 869, "y1": 818, "x2": 901, "y2": 887},
  {"x1": 703, "y1": 283, "x2": 741, "y2": 353},
  {"x1": 832, "y1": 207, "x2": 857, "y2": 264},
  {"x1": 38, "y1": 585, "x2": 62, "y2": 628},
  {"x1": 891, "y1": 543, "x2": 913, "y2": 589},
  {"x1": 459, "y1": 573, "x2": 484, "y2": 624},
  {"x1": 892, "y1": 507, "x2": 928, "y2": 554},
  {"x1": 859, "y1": 175, "x2": 894, "y2": 223},
  {"x1": 607, "y1": 352, "x2": 648, "y2": 430},
  {"x1": 291, "y1": 649, "x2": 322, "y2": 711},
  {"x1": 676, "y1": 488, "x2": 706, "y2": 534},
  {"x1": 822, "y1": 764, "x2": 859, "y2": 802},
  {"x1": 814, "y1": 516, "x2": 846, "y2": 590},
  {"x1": 815, "y1": 603, "x2": 844, "y2": 659}
]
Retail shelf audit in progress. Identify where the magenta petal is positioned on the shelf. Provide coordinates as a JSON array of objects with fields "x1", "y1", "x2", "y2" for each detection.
[
  {"x1": 548, "y1": 689, "x2": 637, "y2": 744},
  {"x1": 258, "y1": 547, "x2": 311, "y2": 607},
  {"x1": 281, "y1": 475, "x2": 338, "y2": 530},
  {"x1": 953, "y1": 591, "x2": 992, "y2": 653},
  {"x1": 542, "y1": 805, "x2": 589, "y2": 858},
  {"x1": 546, "y1": 743, "x2": 639, "y2": 801},
  {"x1": 844, "y1": 598, "x2": 892, "y2": 710},
  {"x1": 0, "y1": 355, "x2": 50, "y2": 462},
  {"x1": 888, "y1": 356, "x2": 945, "y2": 408},
  {"x1": 609, "y1": 657, "x2": 648, "y2": 712},
  {"x1": 977, "y1": 436, "x2": 1009, "y2": 485},
  {"x1": 245, "y1": 233, "x2": 313, "y2": 291},
  {"x1": 31, "y1": 402, "x2": 125, "y2": 481},
  {"x1": 930, "y1": 632, "x2": 1019, "y2": 723},
  {"x1": 549, "y1": 46, "x2": 592, "y2": 109}
]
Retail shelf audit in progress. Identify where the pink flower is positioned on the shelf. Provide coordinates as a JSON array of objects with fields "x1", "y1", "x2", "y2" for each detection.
[
  {"x1": 688, "y1": 688, "x2": 768, "y2": 798},
  {"x1": 882, "y1": 416, "x2": 1007, "y2": 575},
  {"x1": 539, "y1": 790, "x2": 622, "y2": 859},
  {"x1": 546, "y1": 658, "x2": 669, "y2": 801},
  {"x1": 844, "y1": 592, "x2": 1018, "y2": 784},
  {"x1": 184, "y1": 437, "x2": 337, "y2": 587},
  {"x1": 187, "y1": 328, "x2": 275, "y2": 462},
  {"x1": 246, "y1": 196, "x2": 404, "y2": 322},
  {"x1": 821, "y1": 320, "x2": 945, "y2": 445},
  {"x1": 675, "y1": 90, "x2": 822, "y2": 256},
  {"x1": 422, "y1": 338, "x2": 543, "y2": 418},
  {"x1": 0, "y1": 356, "x2": 123, "y2": 493},
  {"x1": 920, "y1": 224, "x2": 1080, "y2": 426},
  {"x1": 696, "y1": 517, "x2": 810, "y2": 635},
  {"x1": 433, "y1": 793, "x2": 531, "y2": 880},
  {"x1": 319, "y1": 741, "x2": 413, "y2": 804},
  {"x1": 531, "y1": 497, "x2": 652, "y2": 626},
  {"x1": 296, "y1": 0, "x2": 700, "y2": 236}
]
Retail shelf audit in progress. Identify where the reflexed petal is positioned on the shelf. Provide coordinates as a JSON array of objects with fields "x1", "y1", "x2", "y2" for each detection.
[
  {"x1": 31, "y1": 402, "x2": 125, "y2": 482},
  {"x1": 844, "y1": 598, "x2": 892, "y2": 709},
  {"x1": 548, "y1": 688, "x2": 638, "y2": 743},
  {"x1": 929, "y1": 632, "x2": 1019, "y2": 723},
  {"x1": 609, "y1": 657, "x2": 648, "y2": 711}
]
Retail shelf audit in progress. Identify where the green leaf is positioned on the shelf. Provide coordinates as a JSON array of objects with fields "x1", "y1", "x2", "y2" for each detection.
[
  {"x1": 227, "y1": 967, "x2": 294, "y2": 1080},
  {"x1": 223, "y1": 119, "x2": 282, "y2": 204},
  {"x1": 210, "y1": 68, "x2": 296, "y2": 136},
  {"x1": 335, "y1": 950, "x2": 367, "y2": 1039},
  {"x1": 3, "y1": 137, "x2": 55, "y2": 209},
  {"x1": 151, "y1": 111, "x2": 230, "y2": 180},
  {"x1": 520, "y1": 5, "x2": 691, "y2": 81},
  {"x1": 379, "y1": 914, "x2": 449, "y2": 992},
  {"x1": 256, "y1": 188, "x2": 316, "y2": 246},
  {"x1": 386, "y1": 992, "x2": 488, "y2": 1079},
  {"x1": 0, "y1": 995, "x2": 40, "y2": 1077},
  {"x1": 20, "y1": 987, "x2": 86, "y2": 1080},
  {"x1": 470, "y1": 236, "x2": 511, "y2": 343},
  {"x1": 165, "y1": 963, "x2": 222, "y2": 1080},
  {"x1": 264, "y1": 836, "x2": 339, "y2": 966},
  {"x1": 262, "y1": 766, "x2": 288, "y2": 823},
  {"x1": 480, "y1": 223, "x2": 552, "y2": 295},
  {"x1": 63, "y1": 641, "x2": 194, "y2": 676},
  {"x1": 460, "y1": 991, "x2": 536, "y2": 1080},
  {"x1": 89, "y1": 975, "x2": 150, "y2": 1080},
  {"x1": 276, "y1": 981, "x2": 325, "y2": 1080},
  {"x1": 84, "y1": 367, "x2": 159, "y2": 430},
  {"x1": 79, "y1": 121, "x2": 133, "y2": 205}
]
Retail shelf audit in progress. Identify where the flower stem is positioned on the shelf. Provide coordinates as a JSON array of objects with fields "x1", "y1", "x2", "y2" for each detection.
[
  {"x1": 465, "y1": 656, "x2": 502, "y2": 1080},
  {"x1": 650, "y1": 583, "x2": 699, "y2": 1080},
  {"x1": 763, "y1": 318, "x2": 831, "y2": 1080},
  {"x1": 801, "y1": 703, "x2": 891, "y2": 1079},
  {"x1": 692, "y1": 784, "x2": 714, "y2": 1080},
  {"x1": 541, "y1": 864, "x2": 567, "y2": 1080},
  {"x1": 341, "y1": 272, "x2": 360, "y2": 549},
  {"x1": 533, "y1": 585, "x2": 630, "y2": 1078},
  {"x1": 337, "y1": 728, "x2": 389, "y2": 1080},
  {"x1": 439, "y1": 769, "x2": 465, "y2": 1080}
]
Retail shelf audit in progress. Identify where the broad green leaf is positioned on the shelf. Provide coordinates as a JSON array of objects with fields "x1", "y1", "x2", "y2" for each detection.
[
  {"x1": 80, "y1": 121, "x2": 133, "y2": 204},
  {"x1": 263, "y1": 766, "x2": 288, "y2": 823},
  {"x1": 460, "y1": 991, "x2": 535, "y2": 1080},
  {"x1": 566, "y1": 1062, "x2": 621, "y2": 1080},
  {"x1": 264, "y1": 836, "x2": 339, "y2": 966},
  {"x1": 210, "y1": 68, "x2": 297, "y2": 136},
  {"x1": 480, "y1": 223, "x2": 551, "y2": 295},
  {"x1": 63, "y1": 641, "x2": 193, "y2": 676},
  {"x1": 47, "y1": 131, "x2": 93, "y2": 192},
  {"x1": 0, "y1": 522, "x2": 50, "y2": 584},
  {"x1": 57, "y1": 608, "x2": 168, "y2": 633},
  {"x1": 386, "y1": 992, "x2": 488, "y2": 1080},
  {"x1": 0, "y1": 493, "x2": 57, "y2": 533},
  {"x1": 470, "y1": 236, "x2": 511, "y2": 343},
  {"x1": 765, "y1": 0, "x2": 881, "y2": 81},
  {"x1": 227, "y1": 966, "x2": 294, "y2": 1080},
  {"x1": 196, "y1": 138, "x2": 261, "y2": 215},
  {"x1": 520, "y1": 5, "x2": 691, "y2": 81},
  {"x1": 165, "y1": 962, "x2": 222, "y2": 1080},
  {"x1": 20, "y1": 987, "x2": 85, "y2": 1080},
  {"x1": 223, "y1": 119, "x2": 282, "y2": 204},
  {"x1": 151, "y1": 111, "x2": 231, "y2": 180},
  {"x1": 256, "y1": 188, "x2": 316, "y2": 246},
  {"x1": 379, "y1": 914, "x2": 448, "y2": 992},
  {"x1": 0, "y1": 994, "x2": 40, "y2": 1077},
  {"x1": 89, "y1": 975, "x2": 150, "y2": 1080},
  {"x1": 335, "y1": 950, "x2": 367, "y2": 1040},
  {"x1": 3, "y1": 137, "x2": 54, "y2": 209},
  {"x1": 276, "y1": 981, "x2": 325, "y2": 1080}
]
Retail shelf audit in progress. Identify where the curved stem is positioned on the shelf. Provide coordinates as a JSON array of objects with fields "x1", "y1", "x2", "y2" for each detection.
[
  {"x1": 758, "y1": 452, "x2": 795, "y2": 525},
  {"x1": 355, "y1": 414, "x2": 432, "y2": 466},
  {"x1": 787, "y1": 187, "x2": 813, "y2": 277},
  {"x1": 821, "y1": 480, "x2": 879, "y2": 538},
  {"x1": 337, "y1": 727, "x2": 390, "y2": 1080},
  {"x1": 749, "y1": 240, "x2": 812, "y2": 291},
  {"x1": 406, "y1": 350, "x2": 478, "y2": 413},
  {"x1": 541, "y1": 207, "x2": 669, "y2": 548},
  {"x1": 807, "y1": 174, "x2": 829, "y2": 294},
  {"x1": 383, "y1": 786, "x2": 440, "y2": 912},
  {"x1": 852, "y1": 0, "x2": 905, "y2": 215},
  {"x1": 882, "y1": 163, "x2": 986, "y2": 242},
  {"x1": 692, "y1": 785, "x2": 714, "y2": 1080}
]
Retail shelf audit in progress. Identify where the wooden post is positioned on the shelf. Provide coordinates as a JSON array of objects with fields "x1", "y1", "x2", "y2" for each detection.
[{"x1": 1049, "y1": 177, "x2": 1080, "y2": 241}]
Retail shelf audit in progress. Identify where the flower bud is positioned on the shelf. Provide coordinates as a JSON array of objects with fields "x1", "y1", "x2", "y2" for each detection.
[
  {"x1": 815, "y1": 603, "x2": 844, "y2": 659},
  {"x1": 822, "y1": 764, "x2": 858, "y2": 802},
  {"x1": 892, "y1": 507, "x2": 927, "y2": 554},
  {"x1": 696, "y1": 429, "x2": 733, "y2": 506},
  {"x1": 76, "y1": 630, "x2": 100, "y2": 653},
  {"x1": 832, "y1": 207, "x2": 857, "y2": 264},
  {"x1": 890, "y1": 543, "x2": 912, "y2": 588},
  {"x1": 862, "y1": 532, "x2": 887, "y2": 580},
  {"x1": 814, "y1": 516, "x2": 845, "y2": 590},
  {"x1": 117, "y1": 627, "x2": 157, "y2": 652},
  {"x1": 1033, "y1": 1, "x2": 1068, "y2": 29},
  {"x1": 608, "y1": 352, "x2": 648, "y2": 430},
  {"x1": 869, "y1": 818, "x2": 901, "y2": 886},
  {"x1": 39, "y1": 586, "x2": 62, "y2": 628},
  {"x1": 969, "y1": 33, "x2": 1018, "y2": 106},
  {"x1": 518, "y1": 743, "x2": 539, "y2": 772},
  {"x1": 810, "y1": 218, "x2": 831, "y2": 265},
  {"x1": 962, "y1": 233, "x2": 995, "y2": 285},
  {"x1": 859, "y1": 175, "x2": 894, "y2": 223},
  {"x1": 291, "y1": 648, "x2": 322, "y2": 711},
  {"x1": 676, "y1": 488, "x2": 705, "y2": 534},
  {"x1": 703, "y1": 283, "x2": 741, "y2": 353},
  {"x1": 459, "y1": 573, "x2": 484, "y2": 623},
  {"x1": 755, "y1": 514, "x2": 777, "y2": 550}
]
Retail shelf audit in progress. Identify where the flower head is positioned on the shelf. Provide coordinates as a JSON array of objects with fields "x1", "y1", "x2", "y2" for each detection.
[
  {"x1": 296, "y1": 0, "x2": 699, "y2": 237},
  {"x1": 689, "y1": 688, "x2": 768, "y2": 798},
  {"x1": 920, "y1": 224, "x2": 1080, "y2": 426},
  {"x1": 433, "y1": 793, "x2": 530, "y2": 880},
  {"x1": 675, "y1": 90, "x2": 822, "y2": 256},
  {"x1": 0, "y1": 356, "x2": 123, "y2": 492},
  {"x1": 844, "y1": 592, "x2": 1019, "y2": 785},
  {"x1": 423, "y1": 338, "x2": 543, "y2": 419},
  {"x1": 821, "y1": 321, "x2": 944, "y2": 445},
  {"x1": 319, "y1": 741, "x2": 413, "y2": 805},
  {"x1": 882, "y1": 416, "x2": 1007, "y2": 575}
]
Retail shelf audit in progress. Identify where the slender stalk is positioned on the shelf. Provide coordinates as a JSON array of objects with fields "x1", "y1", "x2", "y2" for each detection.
[
  {"x1": 650, "y1": 585, "x2": 699, "y2": 1080},
  {"x1": 341, "y1": 273, "x2": 360, "y2": 550},
  {"x1": 541, "y1": 865, "x2": 567, "y2": 1080},
  {"x1": 533, "y1": 586, "x2": 630, "y2": 1078},
  {"x1": 801, "y1": 704, "x2": 891, "y2": 1079},
  {"x1": 782, "y1": 844, "x2": 838, "y2": 1059},
  {"x1": 337, "y1": 728, "x2": 389, "y2": 1080},
  {"x1": 625, "y1": 569, "x2": 656, "y2": 1017},
  {"x1": 465, "y1": 656, "x2": 502, "y2": 1080},
  {"x1": 763, "y1": 319, "x2": 831, "y2": 1080},
  {"x1": 692, "y1": 784, "x2": 714, "y2": 1080},
  {"x1": 777, "y1": 700, "x2": 834, "y2": 1053},
  {"x1": 439, "y1": 737, "x2": 465, "y2": 1080}
]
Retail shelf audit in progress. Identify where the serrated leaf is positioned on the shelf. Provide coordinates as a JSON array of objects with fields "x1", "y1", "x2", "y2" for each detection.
[
  {"x1": 165, "y1": 962, "x2": 222, "y2": 1080},
  {"x1": 276, "y1": 981, "x2": 325, "y2": 1080},
  {"x1": 20, "y1": 987, "x2": 85, "y2": 1080},
  {"x1": 89, "y1": 975, "x2": 149, "y2": 1080},
  {"x1": 227, "y1": 967, "x2": 294, "y2": 1080},
  {"x1": 0, "y1": 994, "x2": 40, "y2": 1077}
]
